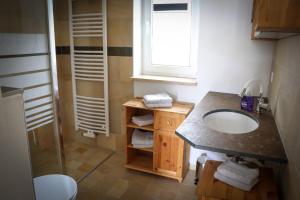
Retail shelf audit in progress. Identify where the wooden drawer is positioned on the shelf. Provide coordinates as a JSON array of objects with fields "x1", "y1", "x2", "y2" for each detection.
[{"x1": 154, "y1": 111, "x2": 185, "y2": 131}]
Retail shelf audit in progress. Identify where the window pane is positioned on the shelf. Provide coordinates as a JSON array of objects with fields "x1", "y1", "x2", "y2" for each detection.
[{"x1": 151, "y1": 1, "x2": 191, "y2": 67}]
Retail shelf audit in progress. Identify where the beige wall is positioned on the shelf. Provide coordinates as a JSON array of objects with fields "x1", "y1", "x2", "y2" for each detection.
[
  {"x1": 54, "y1": 0, "x2": 133, "y2": 147},
  {"x1": 269, "y1": 35, "x2": 300, "y2": 200},
  {"x1": 0, "y1": 0, "x2": 47, "y2": 33},
  {"x1": 107, "y1": 0, "x2": 133, "y2": 135}
]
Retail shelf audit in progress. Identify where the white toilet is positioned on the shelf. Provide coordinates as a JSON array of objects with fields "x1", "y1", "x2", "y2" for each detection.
[{"x1": 33, "y1": 174, "x2": 77, "y2": 200}]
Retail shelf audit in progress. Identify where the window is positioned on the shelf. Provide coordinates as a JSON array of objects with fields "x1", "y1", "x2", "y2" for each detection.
[{"x1": 142, "y1": 0, "x2": 199, "y2": 78}]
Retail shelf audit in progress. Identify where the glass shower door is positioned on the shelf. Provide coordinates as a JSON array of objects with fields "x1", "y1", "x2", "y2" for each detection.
[{"x1": 0, "y1": 0, "x2": 64, "y2": 177}]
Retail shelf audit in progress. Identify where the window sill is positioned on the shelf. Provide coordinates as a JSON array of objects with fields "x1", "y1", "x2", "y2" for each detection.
[{"x1": 131, "y1": 75, "x2": 197, "y2": 86}]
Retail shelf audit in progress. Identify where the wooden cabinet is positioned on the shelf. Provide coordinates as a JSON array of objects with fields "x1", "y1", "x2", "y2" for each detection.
[
  {"x1": 252, "y1": 0, "x2": 300, "y2": 39},
  {"x1": 153, "y1": 130, "x2": 183, "y2": 177},
  {"x1": 123, "y1": 98, "x2": 193, "y2": 182}
]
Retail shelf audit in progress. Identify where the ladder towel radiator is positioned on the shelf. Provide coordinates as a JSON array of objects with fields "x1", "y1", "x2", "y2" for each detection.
[{"x1": 68, "y1": 0, "x2": 109, "y2": 136}]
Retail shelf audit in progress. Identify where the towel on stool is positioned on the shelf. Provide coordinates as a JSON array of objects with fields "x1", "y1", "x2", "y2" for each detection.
[
  {"x1": 143, "y1": 93, "x2": 173, "y2": 108},
  {"x1": 143, "y1": 93, "x2": 173, "y2": 104},
  {"x1": 217, "y1": 160, "x2": 259, "y2": 185},
  {"x1": 132, "y1": 114, "x2": 154, "y2": 127},
  {"x1": 131, "y1": 129, "x2": 153, "y2": 148},
  {"x1": 214, "y1": 171, "x2": 259, "y2": 191}
]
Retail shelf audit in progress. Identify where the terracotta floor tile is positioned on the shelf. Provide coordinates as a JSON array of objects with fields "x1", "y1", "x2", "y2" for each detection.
[
  {"x1": 78, "y1": 163, "x2": 93, "y2": 172},
  {"x1": 106, "y1": 179, "x2": 129, "y2": 199},
  {"x1": 158, "y1": 191, "x2": 177, "y2": 200},
  {"x1": 65, "y1": 160, "x2": 82, "y2": 170},
  {"x1": 75, "y1": 147, "x2": 88, "y2": 154}
]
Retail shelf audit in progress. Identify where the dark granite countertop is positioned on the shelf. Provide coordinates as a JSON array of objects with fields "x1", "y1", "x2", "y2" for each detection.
[{"x1": 176, "y1": 92, "x2": 287, "y2": 163}]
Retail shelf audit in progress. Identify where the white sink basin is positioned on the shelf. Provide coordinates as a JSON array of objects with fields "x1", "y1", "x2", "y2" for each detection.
[{"x1": 203, "y1": 109, "x2": 259, "y2": 134}]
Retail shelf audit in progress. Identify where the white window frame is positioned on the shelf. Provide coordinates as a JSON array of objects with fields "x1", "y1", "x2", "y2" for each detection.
[{"x1": 142, "y1": 0, "x2": 200, "y2": 78}]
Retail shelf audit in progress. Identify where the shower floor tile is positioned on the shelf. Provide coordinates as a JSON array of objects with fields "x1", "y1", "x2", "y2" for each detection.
[
  {"x1": 63, "y1": 140, "x2": 114, "y2": 181},
  {"x1": 75, "y1": 147, "x2": 89, "y2": 154}
]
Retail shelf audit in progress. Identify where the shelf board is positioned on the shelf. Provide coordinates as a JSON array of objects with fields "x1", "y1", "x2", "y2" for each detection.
[
  {"x1": 127, "y1": 144, "x2": 153, "y2": 153},
  {"x1": 126, "y1": 122, "x2": 154, "y2": 131},
  {"x1": 125, "y1": 156, "x2": 182, "y2": 182},
  {"x1": 126, "y1": 154, "x2": 153, "y2": 172}
]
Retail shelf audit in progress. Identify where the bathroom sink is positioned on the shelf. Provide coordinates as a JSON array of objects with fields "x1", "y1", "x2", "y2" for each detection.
[{"x1": 203, "y1": 109, "x2": 259, "y2": 134}]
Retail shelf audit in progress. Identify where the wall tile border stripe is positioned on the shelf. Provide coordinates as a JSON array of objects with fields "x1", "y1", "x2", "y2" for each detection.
[
  {"x1": 0, "y1": 53, "x2": 49, "y2": 59},
  {"x1": 56, "y1": 46, "x2": 132, "y2": 57}
]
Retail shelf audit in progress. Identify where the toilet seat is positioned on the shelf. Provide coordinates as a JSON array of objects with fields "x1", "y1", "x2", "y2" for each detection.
[{"x1": 34, "y1": 174, "x2": 77, "y2": 200}]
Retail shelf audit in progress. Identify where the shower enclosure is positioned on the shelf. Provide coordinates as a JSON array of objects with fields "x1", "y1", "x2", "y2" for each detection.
[
  {"x1": 0, "y1": 0, "x2": 114, "y2": 182},
  {"x1": 0, "y1": 0, "x2": 64, "y2": 177},
  {"x1": 55, "y1": 0, "x2": 114, "y2": 181}
]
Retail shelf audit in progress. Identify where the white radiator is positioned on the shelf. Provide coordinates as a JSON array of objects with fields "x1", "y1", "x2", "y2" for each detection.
[{"x1": 68, "y1": 0, "x2": 109, "y2": 136}]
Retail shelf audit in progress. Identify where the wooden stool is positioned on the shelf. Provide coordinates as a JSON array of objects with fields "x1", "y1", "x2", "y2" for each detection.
[{"x1": 197, "y1": 160, "x2": 278, "y2": 200}]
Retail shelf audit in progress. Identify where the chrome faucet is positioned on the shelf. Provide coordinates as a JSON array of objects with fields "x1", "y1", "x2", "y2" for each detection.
[
  {"x1": 240, "y1": 79, "x2": 269, "y2": 113},
  {"x1": 256, "y1": 93, "x2": 269, "y2": 113}
]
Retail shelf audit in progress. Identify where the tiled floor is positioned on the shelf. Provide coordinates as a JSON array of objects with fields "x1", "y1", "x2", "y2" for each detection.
[
  {"x1": 63, "y1": 140, "x2": 114, "y2": 181},
  {"x1": 30, "y1": 137, "x2": 114, "y2": 180},
  {"x1": 77, "y1": 152, "x2": 197, "y2": 200},
  {"x1": 30, "y1": 132, "x2": 197, "y2": 199}
]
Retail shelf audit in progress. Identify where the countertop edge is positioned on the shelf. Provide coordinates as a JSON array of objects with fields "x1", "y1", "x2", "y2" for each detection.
[{"x1": 176, "y1": 130, "x2": 288, "y2": 163}]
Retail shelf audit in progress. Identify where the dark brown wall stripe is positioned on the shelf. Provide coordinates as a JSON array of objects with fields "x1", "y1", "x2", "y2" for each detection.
[
  {"x1": 56, "y1": 46, "x2": 132, "y2": 57},
  {"x1": 56, "y1": 46, "x2": 70, "y2": 54},
  {"x1": 0, "y1": 52, "x2": 49, "y2": 59},
  {"x1": 74, "y1": 46, "x2": 102, "y2": 51},
  {"x1": 108, "y1": 47, "x2": 132, "y2": 57}
]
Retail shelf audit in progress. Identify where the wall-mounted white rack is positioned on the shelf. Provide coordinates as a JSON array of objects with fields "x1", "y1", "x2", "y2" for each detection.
[
  {"x1": 68, "y1": 0, "x2": 109, "y2": 136},
  {"x1": 72, "y1": 13, "x2": 103, "y2": 37},
  {"x1": 74, "y1": 49, "x2": 104, "y2": 81},
  {"x1": 76, "y1": 95, "x2": 106, "y2": 134}
]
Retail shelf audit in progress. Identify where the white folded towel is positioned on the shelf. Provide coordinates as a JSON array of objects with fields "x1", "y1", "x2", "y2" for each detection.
[
  {"x1": 214, "y1": 171, "x2": 259, "y2": 191},
  {"x1": 132, "y1": 114, "x2": 154, "y2": 127},
  {"x1": 132, "y1": 129, "x2": 153, "y2": 147},
  {"x1": 217, "y1": 161, "x2": 259, "y2": 185},
  {"x1": 143, "y1": 102, "x2": 172, "y2": 108},
  {"x1": 143, "y1": 93, "x2": 173, "y2": 105}
]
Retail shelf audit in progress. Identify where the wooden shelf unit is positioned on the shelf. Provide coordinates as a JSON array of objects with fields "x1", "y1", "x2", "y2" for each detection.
[{"x1": 123, "y1": 98, "x2": 193, "y2": 182}]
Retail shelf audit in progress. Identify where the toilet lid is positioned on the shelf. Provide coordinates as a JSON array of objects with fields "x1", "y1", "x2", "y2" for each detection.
[{"x1": 34, "y1": 174, "x2": 77, "y2": 200}]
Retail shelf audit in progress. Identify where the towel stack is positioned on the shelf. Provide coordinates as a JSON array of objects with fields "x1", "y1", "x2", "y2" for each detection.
[
  {"x1": 131, "y1": 129, "x2": 153, "y2": 148},
  {"x1": 213, "y1": 160, "x2": 259, "y2": 191},
  {"x1": 143, "y1": 93, "x2": 173, "y2": 108},
  {"x1": 132, "y1": 114, "x2": 154, "y2": 127}
]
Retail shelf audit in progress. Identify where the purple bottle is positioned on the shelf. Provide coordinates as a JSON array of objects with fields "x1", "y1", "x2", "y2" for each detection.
[{"x1": 241, "y1": 96, "x2": 254, "y2": 112}]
